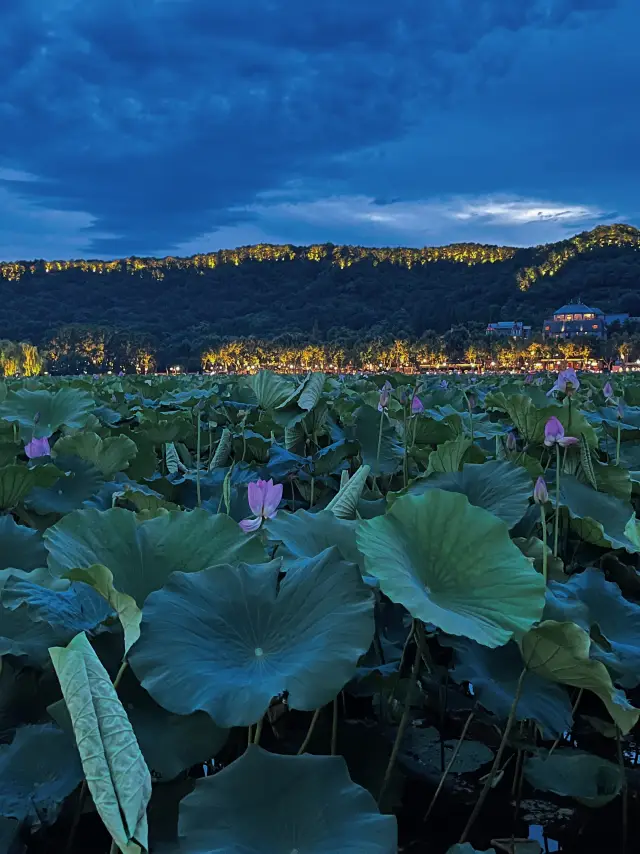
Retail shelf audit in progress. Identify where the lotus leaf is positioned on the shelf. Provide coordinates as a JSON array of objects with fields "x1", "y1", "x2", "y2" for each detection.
[
  {"x1": 25, "y1": 455, "x2": 105, "y2": 514},
  {"x1": 49, "y1": 632, "x2": 152, "y2": 853},
  {"x1": 0, "y1": 387, "x2": 95, "y2": 439},
  {"x1": 44, "y1": 507, "x2": 266, "y2": 606},
  {"x1": 0, "y1": 463, "x2": 62, "y2": 510},
  {"x1": 176, "y1": 746, "x2": 397, "y2": 854},
  {"x1": 356, "y1": 491, "x2": 545, "y2": 647},
  {"x1": 524, "y1": 749, "x2": 622, "y2": 807},
  {"x1": 265, "y1": 509, "x2": 364, "y2": 570},
  {"x1": 129, "y1": 549, "x2": 374, "y2": 727},
  {"x1": 557, "y1": 475, "x2": 638, "y2": 552},
  {"x1": 0, "y1": 514, "x2": 47, "y2": 571},
  {"x1": 400, "y1": 460, "x2": 532, "y2": 528},
  {"x1": 0, "y1": 724, "x2": 83, "y2": 827},
  {"x1": 53, "y1": 431, "x2": 137, "y2": 477},
  {"x1": 520, "y1": 620, "x2": 639, "y2": 733}
]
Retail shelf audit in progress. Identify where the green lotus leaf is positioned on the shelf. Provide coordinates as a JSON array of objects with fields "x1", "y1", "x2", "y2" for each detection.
[
  {"x1": 547, "y1": 568, "x2": 640, "y2": 688},
  {"x1": 0, "y1": 724, "x2": 83, "y2": 827},
  {"x1": 484, "y1": 392, "x2": 556, "y2": 444},
  {"x1": 356, "y1": 491, "x2": 545, "y2": 648},
  {"x1": 0, "y1": 514, "x2": 47, "y2": 571},
  {"x1": 310, "y1": 439, "x2": 359, "y2": 476},
  {"x1": 129, "y1": 549, "x2": 374, "y2": 727},
  {"x1": 0, "y1": 387, "x2": 95, "y2": 439},
  {"x1": 591, "y1": 460, "x2": 632, "y2": 501},
  {"x1": 591, "y1": 404, "x2": 640, "y2": 440},
  {"x1": 524, "y1": 749, "x2": 622, "y2": 807},
  {"x1": 176, "y1": 746, "x2": 397, "y2": 854},
  {"x1": 249, "y1": 370, "x2": 297, "y2": 410},
  {"x1": 353, "y1": 405, "x2": 403, "y2": 475},
  {"x1": 265, "y1": 509, "x2": 364, "y2": 570},
  {"x1": 443, "y1": 637, "x2": 573, "y2": 738},
  {"x1": 326, "y1": 464, "x2": 371, "y2": 519},
  {"x1": 410, "y1": 414, "x2": 457, "y2": 447},
  {"x1": 395, "y1": 725, "x2": 493, "y2": 778},
  {"x1": 44, "y1": 507, "x2": 267, "y2": 607},
  {"x1": 398, "y1": 460, "x2": 532, "y2": 529},
  {"x1": 49, "y1": 632, "x2": 152, "y2": 853},
  {"x1": 298, "y1": 372, "x2": 327, "y2": 411},
  {"x1": 25, "y1": 455, "x2": 105, "y2": 515},
  {"x1": 53, "y1": 431, "x2": 137, "y2": 477},
  {"x1": 426, "y1": 437, "x2": 485, "y2": 475},
  {"x1": 557, "y1": 474, "x2": 638, "y2": 552},
  {"x1": 513, "y1": 536, "x2": 566, "y2": 582},
  {"x1": 520, "y1": 620, "x2": 639, "y2": 734},
  {"x1": 0, "y1": 463, "x2": 62, "y2": 510},
  {"x1": 116, "y1": 486, "x2": 180, "y2": 514}
]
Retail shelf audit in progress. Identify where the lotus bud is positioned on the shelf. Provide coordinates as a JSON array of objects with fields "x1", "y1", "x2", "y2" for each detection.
[
  {"x1": 534, "y1": 476, "x2": 549, "y2": 504},
  {"x1": 524, "y1": 373, "x2": 534, "y2": 384},
  {"x1": 506, "y1": 431, "x2": 517, "y2": 452},
  {"x1": 466, "y1": 392, "x2": 477, "y2": 409},
  {"x1": 603, "y1": 381, "x2": 614, "y2": 401},
  {"x1": 378, "y1": 388, "x2": 390, "y2": 412},
  {"x1": 411, "y1": 395, "x2": 424, "y2": 414},
  {"x1": 439, "y1": 379, "x2": 448, "y2": 389}
]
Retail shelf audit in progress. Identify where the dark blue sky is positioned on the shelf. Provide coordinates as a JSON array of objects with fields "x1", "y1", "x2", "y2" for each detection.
[{"x1": 1, "y1": 0, "x2": 638, "y2": 259}]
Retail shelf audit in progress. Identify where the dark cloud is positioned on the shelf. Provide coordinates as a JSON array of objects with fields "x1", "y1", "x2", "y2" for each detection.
[{"x1": 0, "y1": 0, "x2": 635, "y2": 257}]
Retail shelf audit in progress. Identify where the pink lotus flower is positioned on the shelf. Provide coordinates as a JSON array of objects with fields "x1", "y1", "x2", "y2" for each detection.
[
  {"x1": 411, "y1": 395, "x2": 424, "y2": 414},
  {"x1": 239, "y1": 479, "x2": 283, "y2": 532},
  {"x1": 603, "y1": 381, "x2": 615, "y2": 401},
  {"x1": 524, "y1": 373, "x2": 534, "y2": 384},
  {"x1": 377, "y1": 388, "x2": 390, "y2": 412},
  {"x1": 544, "y1": 416, "x2": 578, "y2": 448},
  {"x1": 547, "y1": 368, "x2": 580, "y2": 397},
  {"x1": 24, "y1": 436, "x2": 51, "y2": 459},
  {"x1": 534, "y1": 476, "x2": 549, "y2": 504}
]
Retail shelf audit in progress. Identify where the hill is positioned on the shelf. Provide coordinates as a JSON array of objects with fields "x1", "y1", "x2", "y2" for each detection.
[{"x1": 1, "y1": 223, "x2": 640, "y2": 369}]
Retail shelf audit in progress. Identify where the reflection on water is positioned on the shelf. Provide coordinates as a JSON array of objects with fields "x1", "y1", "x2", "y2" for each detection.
[{"x1": 529, "y1": 823, "x2": 560, "y2": 852}]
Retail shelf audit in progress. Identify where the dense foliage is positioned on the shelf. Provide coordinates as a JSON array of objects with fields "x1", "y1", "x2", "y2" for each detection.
[
  {"x1": 2, "y1": 370, "x2": 640, "y2": 852},
  {"x1": 1, "y1": 224, "x2": 640, "y2": 370}
]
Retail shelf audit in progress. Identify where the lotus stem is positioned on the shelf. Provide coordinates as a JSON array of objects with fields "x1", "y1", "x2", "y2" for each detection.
[
  {"x1": 196, "y1": 408, "x2": 202, "y2": 507},
  {"x1": 297, "y1": 708, "x2": 322, "y2": 755},
  {"x1": 553, "y1": 443, "x2": 561, "y2": 558},
  {"x1": 64, "y1": 781, "x2": 87, "y2": 854},
  {"x1": 378, "y1": 624, "x2": 421, "y2": 808},
  {"x1": 466, "y1": 393, "x2": 474, "y2": 444},
  {"x1": 331, "y1": 697, "x2": 339, "y2": 756},
  {"x1": 540, "y1": 504, "x2": 548, "y2": 583},
  {"x1": 403, "y1": 404, "x2": 408, "y2": 489},
  {"x1": 548, "y1": 688, "x2": 583, "y2": 758},
  {"x1": 375, "y1": 408, "x2": 384, "y2": 477},
  {"x1": 253, "y1": 716, "x2": 264, "y2": 745},
  {"x1": 109, "y1": 840, "x2": 118, "y2": 854},
  {"x1": 112, "y1": 660, "x2": 128, "y2": 692},
  {"x1": 424, "y1": 708, "x2": 476, "y2": 821},
  {"x1": 616, "y1": 423, "x2": 621, "y2": 466},
  {"x1": 459, "y1": 668, "x2": 526, "y2": 844},
  {"x1": 616, "y1": 726, "x2": 628, "y2": 854},
  {"x1": 247, "y1": 725, "x2": 253, "y2": 746},
  {"x1": 309, "y1": 476, "x2": 315, "y2": 508}
]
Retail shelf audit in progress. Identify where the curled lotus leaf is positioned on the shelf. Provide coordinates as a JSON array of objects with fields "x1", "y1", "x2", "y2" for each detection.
[
  {"x1": 129, "y1": 549, "x2": 374, "y2": 727},
  {"x1": 524, "y1": 749, "x2": 623, "y2": 808},
  {"x1": 176, "y1": 746, "x2": 397, "y2": 854},
  {"x1": 356, "y1": 490, "x2": 545, "y2": 648}
]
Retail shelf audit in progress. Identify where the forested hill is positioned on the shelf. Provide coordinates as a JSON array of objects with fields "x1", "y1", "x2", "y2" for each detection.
[{"x1": 1, "y1": 223, "x2": 640, "y2": 365}]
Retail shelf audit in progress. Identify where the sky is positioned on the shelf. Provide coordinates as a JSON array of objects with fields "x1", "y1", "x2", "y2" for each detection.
[{"x1": 0, "y1": 0, "x2": 638, "y2": 260}]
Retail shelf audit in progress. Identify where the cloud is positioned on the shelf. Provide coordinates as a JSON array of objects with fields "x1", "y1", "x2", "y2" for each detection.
[{"x1": 0, "y1": 0, "x2": 636, "y2": 257}]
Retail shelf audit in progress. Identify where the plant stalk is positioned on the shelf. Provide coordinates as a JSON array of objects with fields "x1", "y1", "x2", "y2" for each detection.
[
  {"x1": 459, "y1": 668, "x2": 526, "y2": 844},
  {"x1": 617, "y1": 726, "x2": 628, "y2": 854},
  {"x1": 297, "y1": 708, "x2": 322, "y2": 755},
  {"x1": 540, "y1": 504, "x2": 548, "y2": 583},
  {"x1": 196, "y1": 408, "x2": 202, "y2": 507},
  {"x1": 553, "y1": 443, "x2": 561, "y2": 558},
  {"x1": 616, "y1": 422, "x2": 621, "y2": 466},
  {"x1": 253, "y1": 716, "x2": 264, "y2": 745},
  {"x1": 378, "y1": 624, "x2": 421, "y2": 808},
  {"x1": 424, "y1": 708, "x2": 476, "y2": 821},
  {"x1": 331, "y1": 697, "x2": 339, "y2": 756}
]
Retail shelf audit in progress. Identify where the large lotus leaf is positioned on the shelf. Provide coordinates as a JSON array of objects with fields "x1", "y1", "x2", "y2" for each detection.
[
  {"x1": 0, "y1": 724, "x2": 83, "y2": 827},
  {"x1": 590, "y1": 404, "x2": 640, "y2": 440},
  {"x1": 410, "y1": 414, "x2": 457, "y2": 446},
  {"x1": 0, "y1": 514, "x2": 47, "y2": 570},
  {"x1": 129, "y1": 549, "x2": 374, "y2": 727},
  {"x1": 591, "y1": 460, "x2": 632, "y2": 502},
  {"x1": 25, "y1": 455, "x2": 105, "y2": 515},
  {"x1": 310, "y1": 439, "x2": 359, "y2": 476},
  {"x1": 0, "y1": 463, "x2": 62, "y2": 510},
  {"x1": 352, "y1": 405, "x2": 403, "y2": 475},
  {"x1": 52, "y1": 431, "x2": 137, "y2": 477},
  {"x1": 400, "y1": 460, "x2": 532, "y2": 529},
  {"x1": 249, "y1": 370, "x2": 297, "y2": 410},
  {"x1": 443, "y1": 637, "x2": 573, "y2": 738},
  {"x1": 396, "y1": 725, "x2": 493, "y2": 778},
  {"x1": 547, "y1": 569, "x2": 640, "y2": 688},
  {"x1": 0, "y1": 387, "x2": 95, "y2": 439},
  {"x1": 426, "y1": 438, "x2": 485, "y2": 475},
  {"x1": 44, "y1": 507, "x2": 267, "y2": 607},
  {"x1": 524, "y1": 749, "x2": 622, "y2": 807},
  {"x1": 484, "y1": 392, "x2": 557, "y2": 444},
  {"x1": 176, "y1": 746, "x2": 396, "y2": 854},
  {"x1": 557, "y1": 475, "x2": 638, "y2": 552},
  {"x1": 49, "y1": 632, "x2": 152, "y2": 853},
  {"x1": 265, "y1": 509, "x2": 364, "y2": 570},
  {"x1": 356, "y1": 491, "x2": 545, "y2": 648},
  {"x1": 520, "y1": 620, "x2": 639, "y2": 734}
]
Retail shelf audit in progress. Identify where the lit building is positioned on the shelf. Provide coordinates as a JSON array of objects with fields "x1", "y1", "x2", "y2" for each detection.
[
  {"x1": 543, "y1": 301, "x2": 629, "y2": 339},
  {"x1": 486, "y1": 321, "x2": 531, "y2": 338}
]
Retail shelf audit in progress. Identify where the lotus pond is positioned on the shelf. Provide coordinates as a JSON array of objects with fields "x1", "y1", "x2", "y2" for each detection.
[{"x1": 2, "y1": 369, "x2": 640, "y2": 854}]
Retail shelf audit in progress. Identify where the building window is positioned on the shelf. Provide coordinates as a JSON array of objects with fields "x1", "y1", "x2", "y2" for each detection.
[
  {"x1": 574, "y1": 314, "x2": 583, "y2": 321},
  {"x1": 592, "y1": 324, "x2": 598, "y2": 330},
  {"x1": 565, "y1": 314, "x2": 574, "y2": 321},
  {"x1": 555, "y1": 314, "x2": 564, "y2": 320},
  {"x1": 584, "y1": 313, "x2": 594, "y2": 319}
]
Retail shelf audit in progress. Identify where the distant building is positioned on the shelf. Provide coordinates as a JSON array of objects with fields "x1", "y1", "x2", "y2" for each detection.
[
  {"x1": 486, "y1": 321, "x2": 531, "y2": 338},
  {"x1": 543, "y1": 300, "x2": 630, "y2": 339}
]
